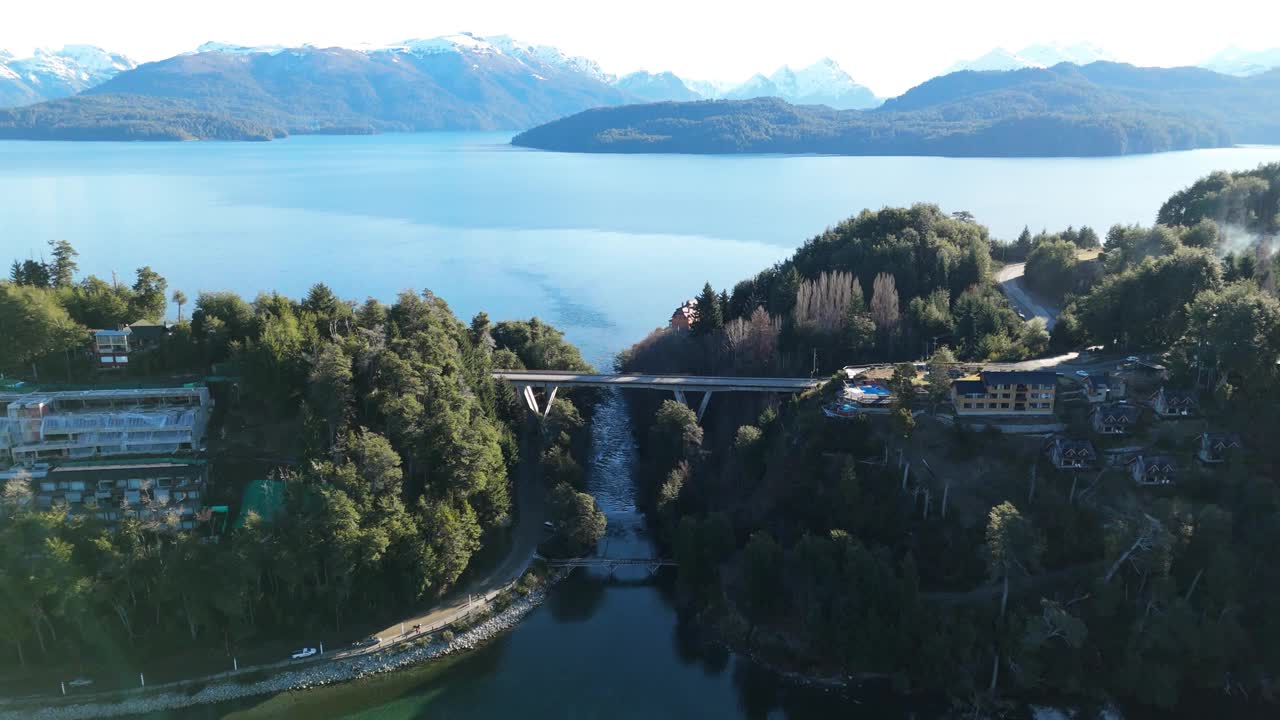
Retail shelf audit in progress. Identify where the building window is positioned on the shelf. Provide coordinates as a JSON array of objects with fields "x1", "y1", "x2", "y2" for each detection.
[
  {"x1": 1000, "y1": 403, "x2": 1010, "y2": 409},
  {"x1": 963, "y1": 403, "x2": 972, "y2": 409}
]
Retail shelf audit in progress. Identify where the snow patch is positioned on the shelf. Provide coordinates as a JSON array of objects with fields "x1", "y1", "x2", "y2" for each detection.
[
  {"x1": 380, "y1": 33, "x2": 498, "y2": 57},
  {"x1": 948, "y1": 42, "x2": 1117, "y2": 74},
  {"x1": 195, "y1": 41, "x2": 288, "y2": 56},
  {"x1": 1200, "y1": 45, "x2": 1280, "y2": 76}
]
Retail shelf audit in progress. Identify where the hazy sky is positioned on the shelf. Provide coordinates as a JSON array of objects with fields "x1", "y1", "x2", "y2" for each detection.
[{"x1": 3, "y1": 0, "x2": 1278, "y2": 95}]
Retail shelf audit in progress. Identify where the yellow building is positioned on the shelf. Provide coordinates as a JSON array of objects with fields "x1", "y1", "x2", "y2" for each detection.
[{"x1": 951, "y1": 371, "x2": 1057, "y2": 416}]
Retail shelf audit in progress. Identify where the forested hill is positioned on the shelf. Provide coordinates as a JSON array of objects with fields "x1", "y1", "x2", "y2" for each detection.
[
  {"x1": 513, "y1": 62, "x2": 1280, "y2": 157},
  {"x1": 0, "y1": 95, "x2": 284, "y2": 141},
  {"x1": 0, "y1": 43, "x2": 630, "y2": 141}
]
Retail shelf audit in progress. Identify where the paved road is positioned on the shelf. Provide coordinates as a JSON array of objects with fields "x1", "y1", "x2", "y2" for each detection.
[
  {"x1": 493, "y1": 370, "x2": 820, "y2": 392},
  {"x1": 360, "y1": 428, "x2": 547, "y2": 649},
  {"x1": 995, "y1": 262, "x2": 1061, "y2": 331}
]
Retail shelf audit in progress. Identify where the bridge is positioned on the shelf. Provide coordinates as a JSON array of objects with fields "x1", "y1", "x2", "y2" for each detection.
[
  {"x1": 492, "y1": 370, "x2": 821, "y2": 420},
  {"x1": 542, "y1": 556, "x2": 678, "y2": 575}
]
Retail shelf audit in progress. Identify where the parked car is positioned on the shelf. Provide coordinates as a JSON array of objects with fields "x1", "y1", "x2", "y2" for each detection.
[
  {"x1": 1125, "y1": 356, "x2": 1140, "y2": 363},
  {"x1": 543, "y1": 521, "x2": 556, "y2": 531},
  {"x1": 1075, "y1": 370, "x2": 1090, "y2": 377},
  {"x1": 352, "y1": 635, "x2": 381, "y2": 649},
  {"x1": 290, "y1": 647, "x2": 318, "y2": 660}
]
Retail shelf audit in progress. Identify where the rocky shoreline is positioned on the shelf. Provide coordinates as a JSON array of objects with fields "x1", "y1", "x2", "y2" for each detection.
[{"x1": 0, "y1": 576, "x2": 561, "y2": 720}]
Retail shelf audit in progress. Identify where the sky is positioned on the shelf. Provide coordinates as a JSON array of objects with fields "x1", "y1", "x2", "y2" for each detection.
[{"x1": 3, "y1": 0, "x2": 1279, "y2": 95}]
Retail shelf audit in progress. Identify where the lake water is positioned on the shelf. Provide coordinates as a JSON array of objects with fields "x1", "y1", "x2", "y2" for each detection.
[
  {"x1": 5, "y1": 134, "x2": 1280, "y2": 719},
  {"x1": 4, "y1": 135, "x2": 1280, "y2": 364}
]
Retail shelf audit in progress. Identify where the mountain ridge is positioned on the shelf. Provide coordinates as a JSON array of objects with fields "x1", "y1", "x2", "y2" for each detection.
[
  {"x1": 512, "y1": 62, "x2": 1280, "y2": 157},
  {"x1": 0, "y1": 45, "x2": 135, "y2": 107}
]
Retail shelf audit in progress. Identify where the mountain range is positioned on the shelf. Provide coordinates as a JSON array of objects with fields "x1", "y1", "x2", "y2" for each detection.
[
  {"x1": 0, "y1": 45, "x2": 135, "y2": 107},
  {"x1": 949, "y1": 42, "x2": 1280, "y2": 79},
  {"x1": 1199, "y1": 47, "x2": 1280, "y2": 77},
  {"x1": 946, "y1": 43, "x2": 1118, "y2": 73},
  {"x1": 512, "y1": 62, "x2": 1280, "y2": 157},
  {"x1": 3, "y1": 34, "x2": 1280, "y2": 151}
]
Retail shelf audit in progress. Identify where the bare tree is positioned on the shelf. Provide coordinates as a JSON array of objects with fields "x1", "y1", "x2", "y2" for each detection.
[
  {"x1": 870, "y1": 272, "x2": 900, "y2": 334},
  {"x1": 793, "y1": 271, "x2": 857, "y2": 335},
  {"x1": 725, "y1": 306, "x2": 781, "y2": 371}
]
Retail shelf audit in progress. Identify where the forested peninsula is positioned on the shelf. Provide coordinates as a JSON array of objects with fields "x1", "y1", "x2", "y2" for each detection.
[
  {"x1": 0, "y1": 250, "x2": 604, "y2": 685},
  {"x1": 621, "y1": 163, "x2": 1280, "y2": 715},
  {"x1": 513, "y1": 63, "x2": 1280, "y2": 157}
]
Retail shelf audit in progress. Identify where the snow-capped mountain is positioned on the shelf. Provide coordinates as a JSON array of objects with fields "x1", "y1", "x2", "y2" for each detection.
[
  {"x1": 192, "y1": 36, "x2": 879, "y2": 109},
  {"x1": 947, "y1": 43, "x2": 1117, "y2": 74},
  {"x1": 194, "y1": 41, "x2": 289, "y2": 56},
  {"x1": 0, "y1": 45, "x2": 135, "y2": 107},
  {"x1": 684, "y1": 78, "x2": 735, "y2": 99},
  {"x1": 1199, "y1": 46, "x2": 1280, "y2": 77},
  {"x1": 483, "y1": 35, "x2": 612, "y2": 82},
  {"x1": 719, "y1": 58, "x2": 880, "y2": 109},
  {"x1": 614, "y1": 71, "x2": 699, "y2": 102},
  {"x1": 85, "y1": 34, "x2": 631, "y2": 132}
]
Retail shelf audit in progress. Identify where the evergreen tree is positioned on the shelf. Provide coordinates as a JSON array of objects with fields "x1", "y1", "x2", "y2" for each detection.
[
  {"x1": 130, "y1": 266, "x2": 169, "y2": 321},
  {"x1": 46, "y1": 240, "x2": 78, "y2": 288},
  {"x1": 691, "y1": 282, "x2": 723, "y2": 336}
]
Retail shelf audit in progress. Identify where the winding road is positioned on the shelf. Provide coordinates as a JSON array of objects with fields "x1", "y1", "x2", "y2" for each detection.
[{"x1": 995, "y1": 262, "x2": 1061, "y2": 331}]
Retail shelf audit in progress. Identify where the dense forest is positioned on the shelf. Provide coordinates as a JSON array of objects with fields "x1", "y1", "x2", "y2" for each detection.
[
  {"x1": 0, "y1": 245, "x2": 603, "y2": 674},
  {"x1": 621, "y1": 164, "x2": 1280, "y2": 714},
  {"x1": 514, "y1": 63, "x2": 1280, "y2": 157},
  {"x1": 620, "y1": 203, "x2": 1049, "y2": 379},
  {"x1": 0, "y1": 95, "x2": 283, "y2": 141}
]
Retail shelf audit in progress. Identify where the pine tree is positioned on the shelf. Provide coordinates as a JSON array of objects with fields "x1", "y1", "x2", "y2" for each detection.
[
  {"x1": 691, "y1": 282, "x2": 723, "y2": 336},
  {"x1": 46, "y1": 240, "x2": 78, "y2": 287}
]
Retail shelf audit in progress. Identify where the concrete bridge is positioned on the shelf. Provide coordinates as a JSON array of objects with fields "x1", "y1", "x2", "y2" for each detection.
[{"x1": 492, "y1": 370, "x2": 821, "y2": 420}]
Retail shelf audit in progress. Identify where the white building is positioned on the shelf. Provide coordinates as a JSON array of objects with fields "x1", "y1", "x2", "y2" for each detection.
[{"x1": 0, "y1": 386, "x2": 211, "y2": 467}]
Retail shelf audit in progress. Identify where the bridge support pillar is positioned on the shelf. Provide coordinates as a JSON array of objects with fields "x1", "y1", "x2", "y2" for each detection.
[
  {"x1": 696, "y1": 391, "x2": 713, "y2": 421},
  {"x1": 672, "y1": 389, "x2": 713, "y2": 421},
  {"x1": 518, "y1": 384, "x2": 559, "y2": 418},
  {"x1": 542, "y1": 386, "x2": 558, "y2": 419}
]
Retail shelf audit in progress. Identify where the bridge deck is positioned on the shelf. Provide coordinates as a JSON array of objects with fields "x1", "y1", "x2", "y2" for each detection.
[{"x1": 492, "y1": 370, "x2": 820, "y2": 393}]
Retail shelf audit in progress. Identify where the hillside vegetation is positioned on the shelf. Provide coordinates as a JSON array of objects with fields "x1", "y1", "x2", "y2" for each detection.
[
  {"x1": 621, "y1": 165, "x2": 1280, "y2": 714},
  {"x1": 0, "y1": 95, "x2": 283, "y2": 141},
  {"x1": 514, "y1": 63, "x2": 1280, "y2": 157},
  {"x1": 0, "y1": 243, "x2": 604, "y2": 675}
]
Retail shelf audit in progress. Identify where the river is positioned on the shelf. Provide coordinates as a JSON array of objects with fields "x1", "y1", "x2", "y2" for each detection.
[{"x1": 4, "y1": 134, "x2": 1280, "y2": 718}]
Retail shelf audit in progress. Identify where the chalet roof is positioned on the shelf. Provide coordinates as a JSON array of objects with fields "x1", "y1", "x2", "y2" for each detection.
[
  {"x1": 1153, "y1": 387, "x2": 1199, "y2": 405},
  {"x1": 1092, "y1": 403, "x2": 1139, "y2": 423},
  {"x1": 980, "y1": 370, "x2": 1057, "y2": 386},
  {"x1": 1129, "y1": 455, "x2": 1178, "y2": 473},
  {"x1": 1201, "y1": 432, "x2": 1244, "y2": 449},
  {"x1": 1054, "y1": 437, "x2": 1096, "y2": 455}
]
